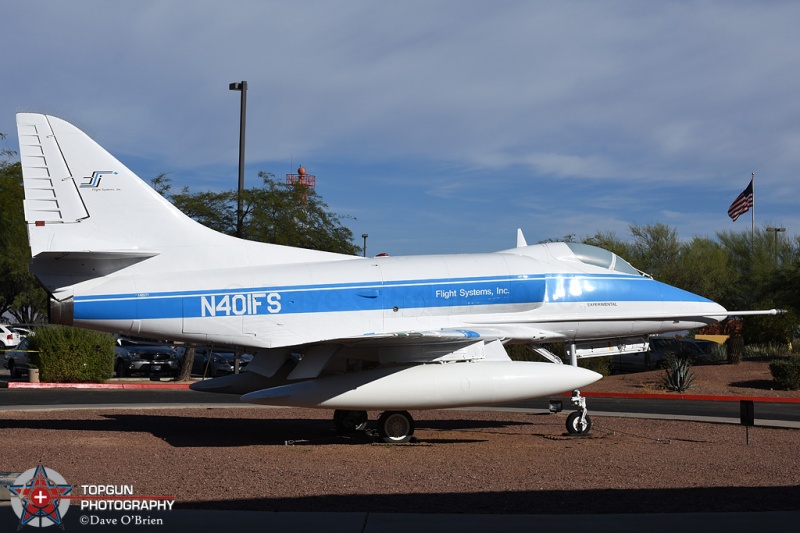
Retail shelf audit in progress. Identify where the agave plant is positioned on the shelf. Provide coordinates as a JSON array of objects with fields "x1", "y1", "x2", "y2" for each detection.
[{"x1": 663, "y1": 357, "x2": 695, "y2": 392}]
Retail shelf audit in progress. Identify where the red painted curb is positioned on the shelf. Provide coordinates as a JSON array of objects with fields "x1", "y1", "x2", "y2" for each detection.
[
  {"x1": 2, "y1": 381, "x2": 192, "y2": 390},
  {"x1": 563, "y1": 391, "x2": 800, "y2": 403}
]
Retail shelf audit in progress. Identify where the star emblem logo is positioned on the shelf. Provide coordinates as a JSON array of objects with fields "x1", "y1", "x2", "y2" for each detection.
[{"x1": 9, "y1": 465, "x2": 72, "y2": 529}]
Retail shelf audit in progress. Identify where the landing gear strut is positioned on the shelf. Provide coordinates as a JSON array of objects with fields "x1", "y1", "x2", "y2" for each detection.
[
  {"x1": 332, "y1": 410, "x2": 416, "y2": 443},
  {"x1": 565, "y1": 390, "x2": 592, "y2": 435},
  {"x1": 333, "y1": 410, "x2": 368, "y2": 434}
]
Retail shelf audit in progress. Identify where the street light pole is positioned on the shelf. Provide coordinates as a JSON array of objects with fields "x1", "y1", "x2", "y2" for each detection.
[
  {"x1": 229, "y1": 81, "x2": 248, "y2": 238},
  {"x1": 362, "y1": 233, "x2": 368, "y2": 257},
  {"x1": 766, "y1": 226, "x2": 786, "y2": 265}
]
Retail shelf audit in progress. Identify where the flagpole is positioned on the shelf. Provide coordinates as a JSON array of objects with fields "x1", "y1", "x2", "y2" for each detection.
[{"x1": 751, "y1": 172, "x2": 755, "y2": 250}]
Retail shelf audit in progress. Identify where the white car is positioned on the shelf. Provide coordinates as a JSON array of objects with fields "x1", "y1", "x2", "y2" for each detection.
[
  {"x1": 10, "y1": 326, "x2": 33, "y2": 340},
  {"x1": 0, "y1": 325, "x2": 21, "y2": 348}
]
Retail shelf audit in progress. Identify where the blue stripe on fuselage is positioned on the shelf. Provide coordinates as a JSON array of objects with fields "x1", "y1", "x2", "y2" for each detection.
[{"x1": 72, "y1": 274, "x2": 710, "y2": 321}]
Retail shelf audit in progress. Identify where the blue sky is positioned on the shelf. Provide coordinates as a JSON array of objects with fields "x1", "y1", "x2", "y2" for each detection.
[{"x1": 2, "y1": 1, "x2": 799, "y2": 256}]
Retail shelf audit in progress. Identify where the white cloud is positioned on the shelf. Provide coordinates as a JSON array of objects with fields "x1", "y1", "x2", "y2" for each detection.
[{"x1": 3, "y1": 1, "x2": 800, "y2": 254}]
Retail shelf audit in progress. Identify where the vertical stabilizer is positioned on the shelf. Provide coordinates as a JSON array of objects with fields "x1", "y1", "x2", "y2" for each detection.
[
  {"x1": 17, "y1": 113, "x2": 198, "y2": 257},
  {"x1": 16, "y1": 113, "x2": 350, "y2": 280}
]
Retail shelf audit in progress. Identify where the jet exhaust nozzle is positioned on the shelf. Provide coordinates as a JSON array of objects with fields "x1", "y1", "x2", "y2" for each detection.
[{"x1": 49, "y1": 297, "x2": 74, "y2": 326}]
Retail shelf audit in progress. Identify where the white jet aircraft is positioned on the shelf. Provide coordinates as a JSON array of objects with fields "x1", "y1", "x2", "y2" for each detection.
[{"x1": 15, "y1": 113, "x2": 779, "y2": 442}]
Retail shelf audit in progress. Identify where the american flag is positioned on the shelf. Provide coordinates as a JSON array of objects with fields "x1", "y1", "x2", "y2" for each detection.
[{"x1": 727, "y1": 178, "x2": 753, "y2": 221}]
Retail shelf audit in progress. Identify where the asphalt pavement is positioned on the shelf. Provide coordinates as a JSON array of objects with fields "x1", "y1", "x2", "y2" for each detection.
[
  {"x1": 0, "y1": 504, "x2": 798, "y2": 533},
  {"x1": 2, "y1": 380, "x2": 799, "y2": 428}
]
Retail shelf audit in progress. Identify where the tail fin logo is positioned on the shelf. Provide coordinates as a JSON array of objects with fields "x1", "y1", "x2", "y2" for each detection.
[{"x1": 80, "y1": 171, "x2": 118, "y2": 188}]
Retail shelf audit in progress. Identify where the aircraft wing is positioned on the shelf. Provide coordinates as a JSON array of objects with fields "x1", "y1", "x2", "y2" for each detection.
[
  {"x1": 241, "y1": 306, "x2": 783, "y2": 381},
  {"x1": 353, "y1": 325, "x2": 561, "y2": 344},
  {"x1": 467, "y1": 308, "x2": 783, "y2": 325}
]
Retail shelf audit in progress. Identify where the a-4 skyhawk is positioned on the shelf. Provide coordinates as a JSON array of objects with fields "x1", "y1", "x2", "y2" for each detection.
[{"x1": 15, "y1": 113, "x2": 780, "y2": 442}]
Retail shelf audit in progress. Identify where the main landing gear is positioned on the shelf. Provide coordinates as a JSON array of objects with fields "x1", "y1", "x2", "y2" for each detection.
[
  {"x1": 376, "y1": 411, "x2": 415, "y2": 444},
  {"x1": 333, "y1": 410, "x2": 368, "y2": 433},
  {"x1": 565, "y1": 390, "x2": 592, "y2": 435},
  {"x1": 332, "y1": 409, "x2": 416, "y2": 443}
]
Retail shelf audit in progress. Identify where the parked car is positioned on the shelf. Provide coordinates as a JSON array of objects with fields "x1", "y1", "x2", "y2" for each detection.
[
  {"x1": 611, "y1": 337, "x2": 721, "y2": 373},
  {"x1": 191, "y1": 349, "x2": 252, "y2": 377},
  {"x1": 114, "y1": 342, "x2": 180, "y2": 377},
  {"x1": 1, "y1": 325, "x2": 21, "y2": 348},
  {"x1": 677, "y1": 339, "x2": 725, "y2": 364},
  {"x1": 3, "y1": 338, "x2": 33, "y2": 377},
  {"x1": 9, "y1": 326, "x2": 34, "y2": 340}
]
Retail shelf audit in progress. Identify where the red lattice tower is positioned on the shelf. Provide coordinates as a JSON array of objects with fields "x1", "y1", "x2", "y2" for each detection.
[{"x1": 286, "y1": 166, "x2": 316, "y2": 203}]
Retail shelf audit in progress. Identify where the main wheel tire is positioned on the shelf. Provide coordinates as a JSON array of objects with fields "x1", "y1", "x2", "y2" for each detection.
[
  {"x1": 115, "y1": 360, "x2": 128, "y2": 378},
  {"x1": 333, "y1": 410, "x2": 369, "y2": 434},
  {"x1": 8, "y1": 361, "x2": 18, "y2": 379},
  {"x1": 566, "y1": 411, "x2": 592, "y2": 435},
  {"x1": 377, "y1": 411, "x2": 414, "y2": 443}
]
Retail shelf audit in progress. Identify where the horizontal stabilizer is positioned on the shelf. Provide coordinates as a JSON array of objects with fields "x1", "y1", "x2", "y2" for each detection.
[{"x1": 31, "y1": 250, "x2": 160, "y2": 294}]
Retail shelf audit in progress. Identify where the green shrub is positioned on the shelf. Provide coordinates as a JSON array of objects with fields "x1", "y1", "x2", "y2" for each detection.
[
  {"x1": 662, "y1": 357, "x2": 695, "y2": 392},
  {"x1": 579, "y1": 356, "x2": 611, "y2": 376},
  {"x1": 769, "y1": 356, "x2": 800, "y2": 390},
  {"x1": 506, "y1": 344, "x2": 542, "y2": 362},
  {"x1": 28, "y1": 326, "x2": 114, "y2": 383},
  {"x1": 744, "y1": 342, "x2": 790, "y2": 359}
]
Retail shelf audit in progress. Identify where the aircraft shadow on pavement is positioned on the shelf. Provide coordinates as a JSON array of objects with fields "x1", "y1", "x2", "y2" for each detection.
[
  {"x1": 0, "y1": 415, "x2": 528, "y2": 447},
  {"x1": 179, "y1": 486, "x2": 800, "y2": 514},
  {"x1": 730, "y1": 379, "x2": 779, "y2": 391}
]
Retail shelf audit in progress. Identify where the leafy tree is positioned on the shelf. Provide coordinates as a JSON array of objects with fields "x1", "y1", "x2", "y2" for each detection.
[
  {"x1": 770, "y1": 249, "x2": 800, "y2": 313},
  {"x1": 150, "y1": 172, "x2": 172, "y2": 196},
  {"x1": 154, "y1": 172, "x2": 360, "y2": 255},
  {"x1": 583, "y1": 230, "x2": 632, "y2": 260},
  {"x1": 659, "y1": 236, "x2": 733, "y2": 305},
  {"x1": 0, "y1": 138, "x2": 47, "y2": 323},
  {"x1": 538, "y1": 233, "x2": 578, "y2": 244},
  {"x1": 170, "y1": 187, "x2": 237, "y2": 235},
  {"x1": 742, "y1": 299, "x2": 797, "y2": 345},
  {"x1": 716, "y1": 228, "x2": 780, "y2": 311},
  {"x1": 627, "y1": 223, "x2": 683, "y2": 284}
]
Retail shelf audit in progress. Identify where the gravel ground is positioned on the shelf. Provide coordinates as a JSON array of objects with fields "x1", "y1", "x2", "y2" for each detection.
[{"x1": 1, "y1": 361, "x2": 799, "y2": 515}]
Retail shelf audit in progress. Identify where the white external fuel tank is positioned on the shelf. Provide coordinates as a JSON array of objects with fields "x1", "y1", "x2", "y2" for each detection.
[{"x1": 240, "y1": 361, "x2": 601, "y2": 410}]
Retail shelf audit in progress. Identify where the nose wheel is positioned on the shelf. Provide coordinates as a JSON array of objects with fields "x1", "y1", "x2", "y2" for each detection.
[{"x1": 565, "y1": 390, "x2": 592, "y2": 435}]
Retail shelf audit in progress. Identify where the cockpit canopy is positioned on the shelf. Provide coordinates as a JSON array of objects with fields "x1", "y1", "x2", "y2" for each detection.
[{"x1": 564, "y1": 243, "x2": 642, "y2": 276}]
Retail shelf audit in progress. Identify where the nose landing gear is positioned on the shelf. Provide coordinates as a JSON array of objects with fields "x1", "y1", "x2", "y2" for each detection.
[{"x1": 565, "y1": 390, "x2": 592, "y2": 435}]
